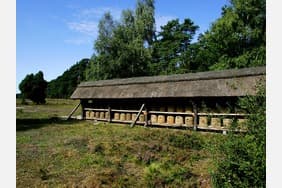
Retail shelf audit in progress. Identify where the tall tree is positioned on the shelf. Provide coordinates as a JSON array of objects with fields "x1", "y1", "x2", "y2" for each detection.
[
  {"x1": 151, "y1": 19, "x2": 198, "y2": 75},
  {"x1": 195, "y1": 0, "x2": 265, "y2": 70},
  {"x1": 135, "y1": 0, "x2": 156, "y2": 46},
  {"x1": 19, "y1": 71, "x2": 48, "y2": 104},
  {"x1": 85, "y1": 0, "x2": 156, "y2": 80}
]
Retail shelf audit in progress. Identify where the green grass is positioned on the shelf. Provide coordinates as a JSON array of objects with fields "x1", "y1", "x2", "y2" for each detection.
[{"x1": 16, "y1": 98, "x2": 225, "y2": 187}]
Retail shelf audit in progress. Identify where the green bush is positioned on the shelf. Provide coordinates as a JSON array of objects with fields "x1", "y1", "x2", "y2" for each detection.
[{"x1": 211, "y1": 85, "x2": 265, "y2": 187}]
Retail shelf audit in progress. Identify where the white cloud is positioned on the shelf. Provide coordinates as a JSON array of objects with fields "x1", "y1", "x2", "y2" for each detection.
[
  {"x1": 67, "y1": 21, "x2": 98, "y2": 37},
  {"x1": 66, "y1": 6, "x2": 122, "y2": 41},
  {"x1": 76, "y1": 7, "x2": 122, "y2": 20},
  {"x1": 155, "y1": 15, "x2": 177, "y2": 32},
  {"x1": 64, "y1": 38, "x2": 92, "y2": 45}
]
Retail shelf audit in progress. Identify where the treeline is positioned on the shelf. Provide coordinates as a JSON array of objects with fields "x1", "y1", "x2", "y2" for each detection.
[
  {"x1": 47, "y1": 58, "x2": 89, "y2": 98},
  {"x1": 85, "y1": 0, "x2": 265, "y2": 81}
]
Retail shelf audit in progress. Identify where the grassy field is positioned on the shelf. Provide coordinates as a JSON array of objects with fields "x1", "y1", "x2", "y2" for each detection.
[{"x1": 16, "y1": 99, "x2": 225, "y2": 187}]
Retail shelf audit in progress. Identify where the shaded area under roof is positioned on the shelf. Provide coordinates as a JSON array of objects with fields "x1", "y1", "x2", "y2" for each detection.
[{"x1": 71, "y1": 66, "x2": 265, "y2": 99}]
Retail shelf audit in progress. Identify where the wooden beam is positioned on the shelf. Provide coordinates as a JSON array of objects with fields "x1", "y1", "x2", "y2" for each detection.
[
  {"x1": 67, "y1": 102, "x2": 81, "y2": 120},
  {"x1": 144, "y1": 107, "x2": 148, "y2": 127},
  {"x1": 130, "y1": 104, "x2": 145, "y2": 127},
  {"x1": 108, "y1": 107, "x2": 111, "y2": 123},
  {"x1": 148, "y1": 111, "x2": 193, "y2": 116},
  {"x1": 193, "y1": 102, "x2": 198, "y2": 131}
]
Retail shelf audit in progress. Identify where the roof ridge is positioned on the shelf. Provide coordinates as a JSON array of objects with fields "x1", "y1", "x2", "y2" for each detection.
[{"x1": 78, "y1": 66, "x2": 265, "y2": 87}]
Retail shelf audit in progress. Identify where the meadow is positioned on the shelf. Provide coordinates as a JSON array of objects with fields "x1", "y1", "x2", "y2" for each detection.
[{"x1": 16, "y1": 99, "x2": 225, "y2": 187}]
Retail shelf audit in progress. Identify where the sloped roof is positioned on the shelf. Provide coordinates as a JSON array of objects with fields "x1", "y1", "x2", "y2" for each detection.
[{"x1": 70, "y1": 66, "x2": 265, "y2": 99}]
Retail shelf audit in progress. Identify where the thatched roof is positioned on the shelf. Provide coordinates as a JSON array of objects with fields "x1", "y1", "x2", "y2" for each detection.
[{"x1": 70, "y1": 66, "x2": 265, "y2": 99}]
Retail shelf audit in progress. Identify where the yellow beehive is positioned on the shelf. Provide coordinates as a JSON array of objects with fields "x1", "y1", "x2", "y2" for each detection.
[
  {"x1": 167, "y1": 106, "x2": 175, "y2": 112},
  {"x1": 238, "y1": 118, "x2": 247, "y2": 125},
  {"x1": 237, "y1": 118, "x2": 248, "y2": 129},
  {"x1": 85, "y1": 111, "x2": 90, "y2": 119},
  {"x1": 175, "y1": 116, "x2": 184, "y2": 125},
  {"x1": 223, "y1": 118, "x2": 233, "y2": 128},
  {"x1": 167, "y1": 116, "x2": 175, "y2": 125},
  {"x1": 185, "y1": 106, "x2": 193, "y2": 113},
  {"x1": 90, "y1": 111, "x2": 95, "y2": 119},
  {"x1": 114, "y1": 113, "x2": 120, "y2": 120},
  {"x1": 105, "y1": 112, "x2": 110, "y2": 119},
  {"x1": 199, "y1": 116, "x2": 208, "y2": 127},
  {"x1": 211, "y1": 118, "x2": 221, "y2": 128},
  {"x1": 157, "y1": 115, "x2": 165, "y2": 124},
  {"x1": 120, "y1": 113, "x2": 126, "y2": 121},
  {"x1": 185, "y1": 116, "x2": 193, "y2": 126},
  {"x1": 150, "y1": 114, "x2": 157, "y2": 123},
  {"x1": 126, "y1": 113, "x2": 131, "y2": 121},
  {"x1": 139, "y1": 114, "x2": 145, "y2": 122},
  {"x1": 132, "y1": 113, "x2": 137, "y2": 121},
  {"x1": 176, "y1": 106, "x2": 184, "y2": 112},
  {"x1": 99, "y1": 112, "x2": 105, "y2": 119},
  {"x1": 95, "y1": 112, "x2": 100, "y2": 118},
  {"x1": 160, "y1": 107, "x2": 166, "y2": 111}
]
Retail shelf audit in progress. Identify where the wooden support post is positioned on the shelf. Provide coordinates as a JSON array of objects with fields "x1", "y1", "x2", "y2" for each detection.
[
  {"x1": 108, "y1": 107, "x2": 111, "y2": 123},
  {"x1": 81, "y1": 100, "x2": 85, "y2": 120},
  {"x1": 67, "y1": 102, "x2": 81, "y2": 120},
  {"x1": 193, "y1": 102, "x2": 198, "y2": 131},
  {"x1": 144, "y1": 107, "x2": 148, "y2": 127},
  {"x1": 130, "y1": 104, "x2": 145, "y2": 127}
]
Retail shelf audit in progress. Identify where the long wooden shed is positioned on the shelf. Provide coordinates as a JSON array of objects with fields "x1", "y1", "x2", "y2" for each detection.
[{"x1": 70, "y1": 66, "x2": 265, "y2": 132}]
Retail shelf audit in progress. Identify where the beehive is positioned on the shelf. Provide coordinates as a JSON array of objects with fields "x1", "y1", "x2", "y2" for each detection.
[
  {"x1": 237, "y1": 119, "x2": 248, "y2": 129},
  {"x1": 105, "y1": 112, "x2": 110, "y2": 119},
  {"x1": 99, "y1": 112, "x2": 105, "y2": 119},
  {"x1": 167, "y1": 106, "x2": 175, "y2": 112},
  {"x1": 85, "y1": 111, "x2": 90, "y2": 119},
  {"x1": 175, "y1": 116, "x2": 184, "y2": 125},
  {"x1": 132, "y1": 113, "x2": 137, "y2": 121},
  {"x1": 139, "y1": 114, "x2": 145, "y2": 122},
  {"x1": 211, "y1": 118, "x2": 221, "y2": 128},
  {"x1": 90, "y1": 111, "x2": 95, "y2": 119},
  {"x1": 199, "y1": 116, "x2": 208, "y2": 127},
  {"x1": 160, "y1": 107, "x2": 166, "y2": 111},
  {"x1": 185, "y1": 106, "x2": 193, "y2": 113},
  {"x1": 176, "y1": 106, "x2": 184, "y2": 112},
  {"x1": 150, "y1": 114, "x2": 157, "y2": 123},
  {"x1": 126, "y1": 113, "x2": 131, "y2": 121},
  {"x1": 157, "y1": 115, "x2": 165, "y2": 124},
  {"x1": 185, "y1": 116, "x2": 193, "y2": 126},
  {"x1": 114, "y1": 113, "x2": 120, "y2": 120},
  {"x1": 95, "y1": 112, "x2": 100, "y2": 118},
  {"x1": 223, "y1": 118, "x2": 233, "y2": 128},
  {"x1": 120, "y1": 113, "x2": 126, "y2": 121},
  {"x1": 167, "y1": 116, "x2": 175, "y2": 125}
]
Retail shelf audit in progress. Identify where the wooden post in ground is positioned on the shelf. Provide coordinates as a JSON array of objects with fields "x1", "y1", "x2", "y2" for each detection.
[
  {"x1": 193, "y1": 102, "x2": 198, "y2": 131},
  {"x1": 108, "y1": 107, "x2": 111, "y2": 123},
  {"x1": 130, "y1": 104, "x2": 145, "y2": 127},
  {"x1": 144, "y1": 107, "x2": 148, "y2": 127},
  {"x1": 67, "y1": 102, "x2": 81, "y2": 120}
]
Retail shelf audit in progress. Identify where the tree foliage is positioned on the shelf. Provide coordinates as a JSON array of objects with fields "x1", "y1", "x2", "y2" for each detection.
[
  {"x1": 19, "y1": 71, "x2": 48, "y2": 104},
  {"x1": 194, "y1": 0, "x2": 266, "y2": 71},
  {"x1": 47, "y1": 58, "x2": 89, "y2": 98},
  {"x1": 85, "y1": 0, "x2": 156, "y2": 81},
  {"x1": 151, "y1": 19, "x2": 198, "y2": 75}
]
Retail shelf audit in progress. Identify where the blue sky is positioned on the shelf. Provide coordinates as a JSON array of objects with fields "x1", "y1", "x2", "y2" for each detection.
[{"x1": 16, "y1": 0, "x2": 229, "y2": 93}]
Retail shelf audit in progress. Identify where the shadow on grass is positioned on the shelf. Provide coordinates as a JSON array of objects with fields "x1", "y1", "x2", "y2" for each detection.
[{"x1": 16, "y1": 117, "x2": 81, "y2": 131}]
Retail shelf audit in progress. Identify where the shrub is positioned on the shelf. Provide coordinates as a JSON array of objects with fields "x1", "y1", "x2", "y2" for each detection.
[{"x1": 211, "y1": 84, "x2": 265, "y2": 187}]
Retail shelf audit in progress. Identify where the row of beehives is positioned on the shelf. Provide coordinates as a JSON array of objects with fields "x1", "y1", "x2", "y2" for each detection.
[{"x1": 85, "y1": 110, "x2": 247, "y2": 129}]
